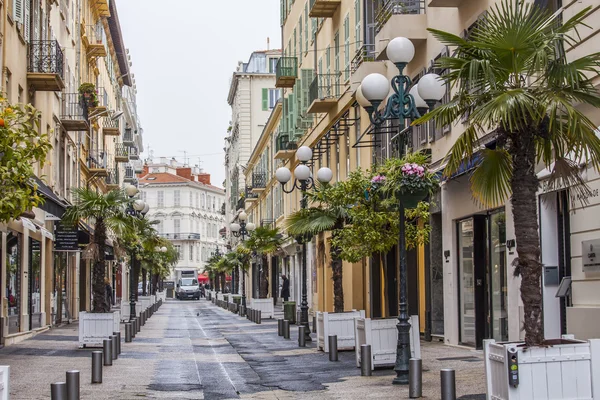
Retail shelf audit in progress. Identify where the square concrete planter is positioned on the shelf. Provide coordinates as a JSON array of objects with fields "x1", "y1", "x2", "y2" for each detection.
[
  {"x1": 120, "y1": 302, "x2": 143, "y2": 322},
  {"x1": 217, "y1": 293, "x2": 224, "y2": 302},
  {"x1": 138, "y1": 296, "x2": 152, "y2": 312},
  {"x1": 156, "y1": 291, "x2": 166, "y2": 302},
  {"x1": 354, "y1": 316, "x2": 421, "y2": 369},
  {"x1": 484, "y1": 337, "x2": 600, "y2": 399},
  {"x1": 79, "y1": 311, "x2": 120, "y2": 348},
  {"x1": 0, "y1": 365, "x2": 9, "y2": 400},
  {"x1": 250, "y1": 298, "x2": 275, "y2": 319},
  {"x1": 317, "y1": 310, "x2": 366, "y2": 353}
]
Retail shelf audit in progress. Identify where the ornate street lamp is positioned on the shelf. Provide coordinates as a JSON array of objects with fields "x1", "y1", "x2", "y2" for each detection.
[
  {"x1": 358, "y1": 37, "x2": 446, "y2": 385},
  {"x1": 125, "y1": 184, "x2": 149, "y2": 322},
  {"x1": 230, "y1": 211, "x2": 256, "y2": 312},
  {"x1": 275, "y1": 146, "x2": 333, "y2": 343}
]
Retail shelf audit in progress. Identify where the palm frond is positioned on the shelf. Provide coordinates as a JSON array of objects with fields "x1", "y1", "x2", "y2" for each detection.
[
  {"x1": 285, "y1": 208, "x2": 338, "y2": 236},
  {"x1": 469, "y1": 149, "x2": 513, "y2": 207}
]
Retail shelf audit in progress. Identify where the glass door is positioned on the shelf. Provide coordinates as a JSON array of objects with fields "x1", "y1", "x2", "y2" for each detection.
[
  {"x1": 29, "y1": 238, "x2": 42, "y2": 329},
  {"x1": 458, "y1": 219, "x2": 476, "y2": 346},
  {"x1": 6, "y1": 231, "x2": 21, "y2": 334},
  {"x1": 489, "y1": 211, "x2": 508, "y2": 341}
]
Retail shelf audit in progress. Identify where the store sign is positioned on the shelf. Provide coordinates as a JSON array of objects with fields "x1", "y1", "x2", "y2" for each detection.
[
  {"x1": 54, "y1": 222, "x2": 79, "y2": 251},
  {"x1": 582, "y1": 239, "x2": 600, "y2": 272}
]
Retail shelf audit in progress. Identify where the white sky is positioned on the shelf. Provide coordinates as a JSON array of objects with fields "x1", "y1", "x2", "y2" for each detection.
[{"x1": 116, "y1": 1, "x2": 281, "y2": 188}]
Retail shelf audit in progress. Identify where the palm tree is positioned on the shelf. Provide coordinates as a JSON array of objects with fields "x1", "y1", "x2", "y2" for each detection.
[
  {"x1": 285, "y1": 175, "x2": 365, "y2": 313},
  {"x1": 417, "y1": 0, "x2": 600, "y2": 346},
  {"x1": 244, "y1": 226, "x2": 284, "y2": 298},
  {"x1": 62, "y1": 188, "x2": 130, "y2": 313}
]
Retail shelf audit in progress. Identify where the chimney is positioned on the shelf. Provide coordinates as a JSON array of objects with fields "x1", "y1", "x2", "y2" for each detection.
[
  {"x1": 138, "y1": 163, "x2": 149, "y2": 178},
  {"x1": 170, "y1": 157, "x2": 178, "y2": 167},
  {"x1": 197, "y1": 173, "x2": 211, "y2": 185},
  {"x1": 176, "y1": 167, "x2": 192, "y2": 181}
]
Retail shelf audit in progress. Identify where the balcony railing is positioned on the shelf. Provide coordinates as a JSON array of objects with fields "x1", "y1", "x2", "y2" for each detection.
[
  {"x1": 158, "y1": 233, "x2": 201, "y2": 241},
  {"x1": 105, "y1": 168, "x2": 119, "y2": 189},
  {"x1": 83, "y1": 24, "x2": 106, "y2": 57},
  {"x1": 124, "y1": 165, "x2": 136, "y2": 183},
  {"x1": 309, "y1": 0, "x2": 341, "y2": 18},
  {"x1": 252, "y1": 172, "x2": 267, "y2": 189},
  {"x1": 115, "y1": 143, "x2": 129, "y2": 162},
  {"x1": 245, "y1": 186, "x2": 258, "y2": 200},
  {"x1": 276, "y1": 135, "x2": 298, "y2": 152},
  {"x1": 27, "y1": 40, "x2": 65, "y2": 91},
  {"x1": 61, "y1": 93, "x2": 89, "y2": 131},
  {"x1": 128, "y1": 146, "x2": 140, "y2": 160},
  {"x1": 102, "y1": 116, "x2": 120, "y2": 136},
  {"x1": 275, "y1": 57, "x2": 298, "y2": 88},
  {"x1": 123, "y1": 128, "x2": 135, "y2": 146},
  {"x1": 87, "y1": 150, "x2": 107, "y2": 175},
  {"x1": 308, "y1": 73, "x2": 341, "y2": 114},
  {"x1": 351, "y1": 44, "x2": 376, "y2": 74},
  {"x1": 375, "y1": 0, "x2": 426, "y2": 33}
]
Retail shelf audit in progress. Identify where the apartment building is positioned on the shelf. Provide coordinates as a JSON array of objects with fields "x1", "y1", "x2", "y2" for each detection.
[
  {"x1": 246, "y1": 0, "x2": 600, "y2": 350},
  {"x1": 138, "y1": 159, "x2": 226, "y2": 282},
  {"x1": 225, "y1": 49, "x2": 282, "y2": 232},
  {"x1": 0, "y1": 0, "x2": 142, "y2": 344}
]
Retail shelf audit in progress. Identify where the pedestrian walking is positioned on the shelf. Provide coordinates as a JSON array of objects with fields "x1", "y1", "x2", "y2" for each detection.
[
  {"x1": 281, "y1": 275, "x2": 290, "y2": 302},
  {"x1": 105, "y1": 279, "x2": 113, "y2": 311}
]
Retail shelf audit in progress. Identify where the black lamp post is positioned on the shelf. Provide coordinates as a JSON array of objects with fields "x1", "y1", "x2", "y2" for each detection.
[
  {"x1": 125, "y1": 184, "x2": 150, "y2": 322},
  {"x1": 231, "y1": 212, "x2": 255, "y2": 311},
  {"x1": 275, "y1": 147, "x2": 333, "y2": 343},
  {"x1": 357, "y1": 37, "x2": 446, "y2": 384}
]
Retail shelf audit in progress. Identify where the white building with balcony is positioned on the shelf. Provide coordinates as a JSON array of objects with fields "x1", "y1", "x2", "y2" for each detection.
[{"x1": 138, "y1": 158, "x2": 226, "y2": 280}]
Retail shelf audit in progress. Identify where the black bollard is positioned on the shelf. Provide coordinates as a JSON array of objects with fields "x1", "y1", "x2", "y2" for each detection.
[
  {"x1": 103, "y1": 339, "x2": 112, "y2": 366},
  {"x1": 51, "y1": 382, "x2": 67, "y2": 400},
  {"x1": 361, "y1": 345, "x2": 372, "y2": 376},
  {"x1": 278, "y1": 319, "x2": 284, "y2": 336},
  {"x1": 114, "y1": 332, "x2": 121, "y2": 355},
  {"x1": 312, "y1": 315, "x2": 317, "y2": 333},
  {"x1": 91, "y1": 351, "x2": 102, "y2": 383},
  {"x1": 440, "y1": 369, "x2": 456, "y2": 400},
  {"x1": 283, "y1": 320, "x2": 290, "y2": 339},
  {"x1": 125, "y1": 323, "x2": 132, "y2": 342},
  {"x1": 298, "y1": 326, "x2": 306, "y2": 347},
  {"x1": 409, "y1": 358, "x2": 422, "y2": 398},
  {"x1": 66, "y1": 370, "x2": 80, "y2": 400},
  {"x1": 110, "y1": 335, "x2": 118, "y2": 360},
  {"x1": 257, "y1": 310, "x2": 262, "y2": 324},
  {"x1": 328, "y1": 335, "x2": 338, "y2": 361}
]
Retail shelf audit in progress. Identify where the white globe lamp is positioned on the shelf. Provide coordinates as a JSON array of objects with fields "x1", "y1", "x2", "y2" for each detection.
[
  {"x1": 133, "y1": 199, "x2": 145, "y2": 211},
  {"x1": 409, "y1": 85, "x2": 428, "y2": 109},
  {"x1": 361, "y1": 73, "x2": 390, "y2": 102},
  {"x1": 294, "y1": 164, "x2": 311, "y2": 181},
  {"x1": 275, "y1": 167, "x2": 292, "y2": 184},
  {"x1": 296, "y1": 146, "x2": 313, "y2": 162},
  {"x1": 418, "y1": 73, "x2": 446, "y2": 102},
  {"x1": 316, "y1": 167, "x2": 333, "y2": 183},
  {"x1": 356, "y1": 85, "x2": 372, "y2": 108},
  {"x1": 387, "y1": 37, "x2": 415, "y2": 65}
]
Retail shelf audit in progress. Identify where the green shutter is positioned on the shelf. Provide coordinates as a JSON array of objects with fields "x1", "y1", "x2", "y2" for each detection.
[
  {"x1": 304, "y1": 4, "x2": 309, "y2": 53},
  {"x1": 262, "y1": 88, "x2": 268, "y2": 111}
]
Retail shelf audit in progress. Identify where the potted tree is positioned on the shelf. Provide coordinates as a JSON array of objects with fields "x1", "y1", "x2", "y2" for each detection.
[
  {"x1": 243, "y1": 226, "x2": 283, "y2": 319},
  {"x1": 63, "y1": 189, "x2": 132, "y2": 347},
  {"x1": 417, "y1": 1, "x2": 600, "y2": 397}
]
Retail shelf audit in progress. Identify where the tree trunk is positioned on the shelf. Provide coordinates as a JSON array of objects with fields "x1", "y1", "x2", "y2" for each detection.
[
  {"x1": 331, "y1": 244, "x2": 344, "y2": 314},
  {"x1": 260, "y1": 255, "x2": 269, "y2": 298},
  {"x1": 220, "y1": 273, "x2": 226, "y2": 293},
  {"x1": 510, "y1": 130, "x2": 544, "y2": 346},
  {"x1": 142, "y1": 269, "x2": 147, "y2": 296},
  {"x1": 133, "y1": 258, "x2": 140, "y2": 302},
  {"x1": 151, "y1": 274, "x2": 159, "y2": 295},
  {"x1": 93, "y1": 219, "x2": 108, "y2": 313}
]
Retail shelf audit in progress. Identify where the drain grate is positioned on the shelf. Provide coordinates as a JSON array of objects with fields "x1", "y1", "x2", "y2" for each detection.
[{"x1": 436, "y1": 356, "x2": 482, "y2": 362}]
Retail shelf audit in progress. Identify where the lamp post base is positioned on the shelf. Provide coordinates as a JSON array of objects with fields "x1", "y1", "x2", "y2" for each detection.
[{"x1": 300, "y1": 306, "x2": 312, "y2": 342}]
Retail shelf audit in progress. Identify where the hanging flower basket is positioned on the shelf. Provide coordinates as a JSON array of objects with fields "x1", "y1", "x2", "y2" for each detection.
[{"x1": 397, "y1": 189, "x2": 428, "y2": 209}]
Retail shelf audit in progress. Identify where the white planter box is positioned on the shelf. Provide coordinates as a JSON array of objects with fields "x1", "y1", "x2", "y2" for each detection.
[
  {"x1": 150, "y1": 295, "x2": 156, "y2": 304},
  {"x1": 120, "y1": 302, "x2": 143, "y2": 321},
  {"x1": 217, "y1": 293, "x2": 224, "y2": 302},
  {"x1": 156, "y1": 291, "x2": 166, "y2": 302},
  {"x1": 0, "y1": 366, "x2": 9, "y2": 400},
  {"x1": 250, "y1": 298, "x2": 275, "y2": 319},
  {"x1": 138, "y1": 296, "x2": 151, "y2": 312},
  {"x1": 317, "y1": 310, "x2": 366, "y2": 353},
  {"x1": 353, "y1": 316, "x2": 421, "y2": 369},
  {"x1": 484, "y1": 338, "x2": 600, "y2": 400},
  {"x1": 79, "y1": 311, "x2": 119, "y2": 348}
]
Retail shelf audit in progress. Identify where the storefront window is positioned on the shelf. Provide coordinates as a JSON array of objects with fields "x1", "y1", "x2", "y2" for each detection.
[
  {"x1": 458, "y1": 219, "x2": 475, "y2": 346},
  {"x1": 30, "y1": 238, "x2": 42, "y2": 329},
  {"x1": 6, "y1": 231, "x2": 21, "y2": 334},
  {"x1": 489, "y1": 211, "x2": 508, "y2": 342},
  {"x1": 54, "y1": 252, "x2": 68, "y2": 324}
]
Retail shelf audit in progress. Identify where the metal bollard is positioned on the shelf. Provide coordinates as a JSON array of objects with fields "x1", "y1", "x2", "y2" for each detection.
[
  {"x1": 360, "y1": 344, "x2": 372, "y2": 376},
  {"x1": 251, "y1": 309, "x2": 255, "y2": 322},
  {"x1": 91, "y1": 351, "x2": 102, "y2": 383},
  {"x1": 146, "y1": 309, "x2": 149, "y2": 320},
  {"x1": 328, "y1": 335, "x2": 338, "y2": 361},
  {"x1": 110, "y1": 335, "x2": 118, "y2": 360},
  {"x1": 132, "y1": 318, "x2": 138, "y2": 336},
  {"x1": 298, "y1": 326, "x2": 306, "y2": 347},
  {"x1": 283, "y1": 320, "x2": 290, "y2": 339},
  {"x1": 51, "y1": 382, "x2": 67, "y2": 400},
  {"x1": 125, "y1": 323, "x2": 132, "y2": 342},
  {"x1": 140, "y1": 312, "x2": 145, "y2": 326},
  {"x1": 409, "y1": 358, "x2": 422, "y2": 398},
  {"x1": 66, "y1": 370, "x2": 80, "y2": 400},
  {"x1": 257, "y1": 310, "x2": 262, "y2": 324},
  {"x1": 312, "y1": 315, "x2": 317, "y2": 333},
  {"x1": 103, "y1": 339, "x2": 112, "y2": 366},
  {"x1": 114, "y1": 332, "x2": 121, "y2": 355},
  {"x1": 440, "y1": 369, "x2": 456, "y2": 400},
  {"x1": 278, "y1": 319, "x2": 284, "y2": 336}
]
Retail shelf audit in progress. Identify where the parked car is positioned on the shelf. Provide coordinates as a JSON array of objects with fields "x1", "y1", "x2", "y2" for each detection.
[{"x1": 176, "y1": 278, "x2": 200, "y2": 300}]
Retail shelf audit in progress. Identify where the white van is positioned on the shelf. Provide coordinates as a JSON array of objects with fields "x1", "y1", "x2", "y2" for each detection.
[{"x1": 176, "y1": 277, "x2": 200, "y2": 300}]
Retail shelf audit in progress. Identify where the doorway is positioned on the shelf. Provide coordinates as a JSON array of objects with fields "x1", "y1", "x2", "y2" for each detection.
[
  {"x1": 29, "y1": 238, "x2": 42, "y2": 329},
  {"x1": 458, "y1": 209, "x2": 508, "y2": 349}
]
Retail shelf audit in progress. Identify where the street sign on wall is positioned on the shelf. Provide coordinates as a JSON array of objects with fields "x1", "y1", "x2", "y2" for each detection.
[{"x1": 582, "y1": 239, "x2": 600, "y2": 272}]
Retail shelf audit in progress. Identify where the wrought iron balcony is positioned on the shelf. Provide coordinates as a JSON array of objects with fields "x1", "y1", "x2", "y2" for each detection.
[
  {"x1": 427, "y1": 0, "x2": 466, "y2": 6},
  {"x1": 245, "y1": 186, "x2": 259, "y2": 201},
  {"x1": 124, "y1": 164, "x2": 136, "y2": 183},
  {"x1": 158, "y1": 233, "x2": 202, "y2": 241},
  {"x1": 128, "y1": 146, "x2": 140, "y2": 160},
  {"x1": 350, "y1": 44, "x2": 387, "y2": 91},
  {"x1": 115, "y1": 143, "x2": 129, "y2": 163},
  {"x1": 90, "y1": 0, "x2": 110, "y2": 17},
  {"x1": 308, "y1": 73, "x2": 341, "y2": 114},
  {"x1": 251, "y1": 172, "x2": 267, "y2": 193},
  {"x1": 275, "y1": 135, "x2": 298, "y2": 160},
  {"x1": 87, "y1": 150, "x2": 108, "y2": 177},
  {"x1": 351, "y1": 45, "x2": 376, "y2": 75},
  {"x1": 105, "y1": 168, "x2": 119, "y2": 190},
  {"x1": 309, "y1": 0, "x2": 341, "y2": 17},
  {"x1": 60, "y1": 93, "x2": 89, "y2": 131},
  {"x1": 123, "y1": 128, "x2": 135, "y2": 146},
  {"x1": 82, "y1": 24, "x2": 107, "y2": 58},
  {"x1": 261, "y1": 219, "x2": 274, "y2": 228},
  {"x1": 131, "y1": 160, "x2": 144, "y2": 174},
  {"x1": 375, "y1": 0, "x2": 427, "y2": 58},
  {"x1": 275, "y1": 57, "x2": 298, "y2": 88},
  {"x1": 237, "y1": 196, "x2": 245, "y2": 212},
  {"x1": 102, "y1": 116, "x2": 120, "y2": 136},
  {"x1": 27, "y1": 40, "x2": 65, "y2": 91}
]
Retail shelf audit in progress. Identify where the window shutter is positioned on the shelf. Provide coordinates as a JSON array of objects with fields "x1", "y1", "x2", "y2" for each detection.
[
  {"x1": 32, "y1": 0, "x2": 39, "y2": 41},
  {"x1": 355, "y1": 0, "x2": 361, "y2": 47},
  {"x1": 298, "y1": 16, "x2": 303, "y2": 57},
  {"x1": 24, "y1": 0, "x2": 31, "y2": 42},
  {"x1": 282, "y1": 97, "x2": 289, "y2": 135},
  {"x1": 304, "y1": 4, "x2": 309, "y2": 53},
  {"x1": 262, "y1": 88, "x2": 268, "y2": 111},
  {"x1": 14, "y1": 0, "x2": 23, "y2": 23}
]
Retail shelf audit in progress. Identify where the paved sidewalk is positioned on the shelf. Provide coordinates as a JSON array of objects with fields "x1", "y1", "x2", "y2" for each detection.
[{"x1": 0, "y1": 300, "x2": 486, "y2": 399}]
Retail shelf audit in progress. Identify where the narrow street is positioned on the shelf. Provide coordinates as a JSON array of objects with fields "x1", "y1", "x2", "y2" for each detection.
[{"x1": 0, "y1": 300, "x2": 486, "y2": 399}]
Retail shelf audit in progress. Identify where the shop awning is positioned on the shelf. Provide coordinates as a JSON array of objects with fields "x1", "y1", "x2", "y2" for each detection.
[
  {"x1": 198, "y1": 273, "x2": 209, "y2": 283},
  {"x1": 31, "y1": 176, "x2": 68, "y2": 219}
]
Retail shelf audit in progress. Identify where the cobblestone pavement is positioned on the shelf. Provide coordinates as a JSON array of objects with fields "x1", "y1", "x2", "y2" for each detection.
[{"x1": 0, "y1": 300, "x2": 486, "y2": 399}]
